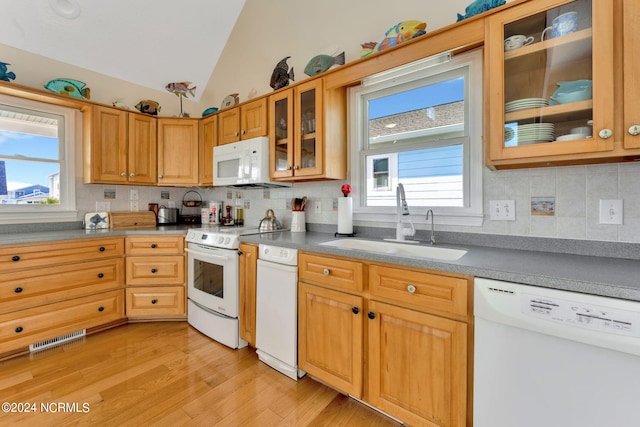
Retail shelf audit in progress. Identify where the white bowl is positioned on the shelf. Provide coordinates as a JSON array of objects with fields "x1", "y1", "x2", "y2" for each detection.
[
  {"x1": 555, "y1": 133, "x2": 587, "y2": 142},
  {"x1": 570, "y1": 126, "x2": 592, "y2": 135}
]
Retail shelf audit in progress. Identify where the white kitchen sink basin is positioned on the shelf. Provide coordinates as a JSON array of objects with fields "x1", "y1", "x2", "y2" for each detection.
[{"x1": 319, "y1": 238, "x2": 467, "y2": 261}]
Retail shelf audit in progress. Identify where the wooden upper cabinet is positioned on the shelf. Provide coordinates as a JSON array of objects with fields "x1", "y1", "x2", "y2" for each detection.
[
  {"x1": 85, "y1": 105, "x2": 157, "y2": 185},
  {"x1": 486, "y1": 0, "x2": 640, "y2": 169},
  {"x1": 199, "y1": 113, "x2": 217, "y2": 186},
  {"x1": 218, "y1": 98, "x2": 267, "y2": 145},
  {"x1": 157, "y1": 118, "x2": 199, "y2": 185},
  {"x1": 269, "y1": 78, "x2": 346, "y2": 181},
  {"x1": 127, "y1": 113, "x2": 157, "y2": 184},
  {"x1": 623, "y1": 0, "x2": 640, "y2": 149}
]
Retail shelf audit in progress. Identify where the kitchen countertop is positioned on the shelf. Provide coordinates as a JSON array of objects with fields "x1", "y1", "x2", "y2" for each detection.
[
  {"x1": 2, "y1": 226, "x2": 639, "y2": 303},
  {"x1": 239, "y1": 231, "x2": 640, "y2": 303}
]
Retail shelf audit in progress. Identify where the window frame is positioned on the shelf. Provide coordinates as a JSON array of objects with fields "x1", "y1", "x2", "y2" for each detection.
[
  {"x1": 0, "y1": 94, "x2": 77, "y2": 223},
  {"x1": 348, "y1": 48, "x2": 484, "y2": 227}
]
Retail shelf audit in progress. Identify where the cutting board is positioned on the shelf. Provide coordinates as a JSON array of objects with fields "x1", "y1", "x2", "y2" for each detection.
[{"x1": 109, "y1": 211, "x2": 157, "y2": 229}]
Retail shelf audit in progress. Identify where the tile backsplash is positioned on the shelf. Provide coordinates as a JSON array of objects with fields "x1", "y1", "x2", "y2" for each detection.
[{"x1": 71, "y1": 162, "x2": 640, "y2": 243}]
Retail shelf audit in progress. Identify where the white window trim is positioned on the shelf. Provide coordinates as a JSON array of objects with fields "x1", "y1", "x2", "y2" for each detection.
[
  {"x1": 0, "y1": 94, "x2": 78, "y2": 223},
  {"x1": 348, "y1": 48, "x2": 484, "y2": 227}
]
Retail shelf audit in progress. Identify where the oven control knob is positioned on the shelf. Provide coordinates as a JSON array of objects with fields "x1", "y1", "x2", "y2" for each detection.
[
  {"x1": 224, "y1": 237, "x2": 231, "y2": 244},
  {"x1": 217, "y1": 236, "x2": 224, "y2": 244}
]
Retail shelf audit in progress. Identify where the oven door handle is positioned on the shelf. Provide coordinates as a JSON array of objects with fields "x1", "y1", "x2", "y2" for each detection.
[{"x1": 185, "y1": 248, "x2": 231, "y2": 261}]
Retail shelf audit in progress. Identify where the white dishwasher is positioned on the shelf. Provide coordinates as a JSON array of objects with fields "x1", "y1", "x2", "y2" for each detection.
[
  {"x1": 474, "y1": 278, "x2": 640, "y2": 427},
  {"x1": 255, "y1": 244, "x2": 305, "y2": 380}
]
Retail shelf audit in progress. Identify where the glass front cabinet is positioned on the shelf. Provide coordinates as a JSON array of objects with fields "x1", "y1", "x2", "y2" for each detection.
[{"x1": 485, "y1": 0, "x2": 640, "y2": 168}]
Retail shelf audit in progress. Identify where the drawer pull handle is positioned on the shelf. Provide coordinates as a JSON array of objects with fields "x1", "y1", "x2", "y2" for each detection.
[
  {"x1": 151, "y1": 243, "x2": 157, "y2": 248},
  {"x1": 322, "y1": 268, "x2": 330, "y2": 276},
  {"x1": 99, "y1": 247, "x2": 106, "y2": 252},
  {"x1": 14, "y1": 287, "x2": 23, "y2": 293},
  {"x1": 12, "y1": 255, "x2": 20, "y2": 262},
  {"x1": 368, "y1": 311, "x2": 376, "y2": 320},
  {"x1": 151, "y1": 299, "x2": 158, "y2": 304},
  {"x1": 407, "y1": 284, "x2": 416, "y2": 294},
  {"x1": 97, "y1": 273, "x2": 104, "y2": 278},
  {"x1": 15, "y1": 327, "x2": 23, "y2": 333},
  {"x1": 151, "y1": 268, "x2": 157, "y2": 273},
  {"x1": 352, "y1": 306, "x2": 359, "y2": 315},
  {"x1": 98, "y1": 306, "x2": 105, "y2": 312}
]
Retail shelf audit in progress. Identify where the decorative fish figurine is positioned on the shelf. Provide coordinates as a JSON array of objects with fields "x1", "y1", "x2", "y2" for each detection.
[
  {"x1": 270, "y1": 56, "x2": 295, "y2": 90},
  {"x1": 135, "y1": 100, "x2": 161, "y2": 116},
  {"x1": 111, "y1": 98, "x2": 129, "y2": 109},
  {"x1": 360, "y1": 20, "x2": 427, "y2": 58},
  {"x1": 0, "y1": 62, "x2": 16, "y2": 82},
  {"x1": 202, "y1": 107, "x2": 219, "y2": 117},
  {"x1": 304, "y1": 52, "x2": 345, "y2": 77},
  {"x1": 44, "y1": 78, "x2": 91, "y2": 99},
  {"x1": 456, "y1": 0, "x2": 505, "y2": 21},
  {"x1": 165, "y1": 81, "x2": 196, "y2": 98}
]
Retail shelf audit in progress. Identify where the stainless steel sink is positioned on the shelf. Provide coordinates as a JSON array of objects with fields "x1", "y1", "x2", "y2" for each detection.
[{"x1": 319, "y1": 238, "x2": 467, "y2": 261}]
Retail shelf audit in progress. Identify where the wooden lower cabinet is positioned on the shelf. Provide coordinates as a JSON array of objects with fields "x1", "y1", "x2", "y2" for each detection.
[
  {"x1": 298, "y1": 282, "x2": 364, "y2": 398},
  {"x1": 368, "y1": 300, "x2": 467, "y2": 427},
  {"x1": 0, "y1": 290, "x2": 124, "y2": 354},
  {"x1": 124, "y1": 235, "x2": 186, "y2": 320},
  {"x1": 239, "y1": 243, "x2": 258, "y2": 347},
  {"x1": 298, "y1": 251, "x2": 471, "y2": 427}
]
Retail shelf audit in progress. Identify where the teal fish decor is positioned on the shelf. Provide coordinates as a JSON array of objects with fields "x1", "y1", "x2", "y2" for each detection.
[
  {"x1": 457, "y1": 0, "x2": 506, "y2": 21},
  {"x1": 44, "y1": 78, "x2": 90, "y2": 99},
  {"x1": 304, "y1": 52, "x2": 345, "y2": 77},
  {"x1": 0, "y1": 62, "x2": 16, "y2": 82}
]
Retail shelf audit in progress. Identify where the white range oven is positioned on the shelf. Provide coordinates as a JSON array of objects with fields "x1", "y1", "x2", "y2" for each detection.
[{"x1": 185, "y1": 226, "x2": 262, "y2": 349}]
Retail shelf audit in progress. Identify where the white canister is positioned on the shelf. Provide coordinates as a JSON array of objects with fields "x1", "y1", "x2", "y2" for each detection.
[
  {"x1": 291, "y1": 211, "x2": 306, "y2": 232},
  {"x1": 208, "y1": 201, "x2": 222, "y2": 224}
]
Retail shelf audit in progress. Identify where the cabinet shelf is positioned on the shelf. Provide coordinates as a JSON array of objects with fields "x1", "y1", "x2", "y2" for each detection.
[
  {"x1": 504, "y1": 28, "x2": 592, "y2": 63},
  {"x1": 505, "y1": 99, "x2": 592, "y2": 123}
]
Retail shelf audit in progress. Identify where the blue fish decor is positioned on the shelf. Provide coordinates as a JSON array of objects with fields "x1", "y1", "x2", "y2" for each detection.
[
  {"x1": 457, "y1": 0, "x2": 506, "y2": 21},
  {"x1": 0, "y1": 62, "x2": 16, "y2": 82},
  {"x1": 304, "y1": 52, "x2": 345, "y2": 77},
  {"x1": 44, "y1": 78, "x2": 91, "y2": 99}
]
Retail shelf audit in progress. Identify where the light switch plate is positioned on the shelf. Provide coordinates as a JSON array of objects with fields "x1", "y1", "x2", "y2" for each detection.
[{"x1": 599, "y1": 199, "x2": 623, "y2": 225}]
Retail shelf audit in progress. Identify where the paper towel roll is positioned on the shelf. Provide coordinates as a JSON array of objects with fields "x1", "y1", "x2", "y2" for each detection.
[{"x1": 337, "y1": 197, "x2": 353, "y2": 234}]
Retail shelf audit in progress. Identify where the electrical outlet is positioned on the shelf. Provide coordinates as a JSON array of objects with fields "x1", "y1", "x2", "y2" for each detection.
[
  {"x1": 314, "y1": 200, "x2": 322, "y2": 213},
  {"x1": 129, "y1": 189, "x2": 138, "y2": 201},
  {"x1": 490, "y1": 200, "x2": 516, "y2": 221},
  {"x1": 130, "y1": 200, "x2": 139, "y2": 211},
  {"x1": 599, "y1": 199, "x2": 623, "y2": 225}
]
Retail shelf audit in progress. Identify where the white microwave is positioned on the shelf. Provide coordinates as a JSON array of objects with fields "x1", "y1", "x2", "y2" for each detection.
[{"x1": 213, "y1": 136, "x2": 291, "y2": 188}]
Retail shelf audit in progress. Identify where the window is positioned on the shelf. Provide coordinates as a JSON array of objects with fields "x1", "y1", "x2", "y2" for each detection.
[
  {"x1": 0, "y1": 94, "x2": 77, "y2": 222},
  {"x1": 349, "y1": 49, "x2": 483, "y2": 226}
]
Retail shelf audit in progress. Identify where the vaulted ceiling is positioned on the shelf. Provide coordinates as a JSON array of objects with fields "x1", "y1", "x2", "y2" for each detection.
[{"x1": 0, "y1": 0, "x2": 246, "y2": 101}]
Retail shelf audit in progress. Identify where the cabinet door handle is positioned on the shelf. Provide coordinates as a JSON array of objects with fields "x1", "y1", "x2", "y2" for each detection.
[
  {"x1": 234, "y1": 131, "x2": 239, "y2": 137},
  {"x1": 629, "y1": 125, "x2": 640, "y2": 136},
  {"x1": 158, "y1": 175, "x2": 163, "y2": 179},
  {"x1": 293, "y1": 165, "x2": 299, "y2": 170},
  {"x1": 15, "y1": 326, "x2": 23, "y2": 333},
  {"x1": 322, "y1": 268, "x2": 330, "y2": 276},
  {"x1": 151, "y1": 299, "x2": 158, "y2": 304},
  {"x1": 14, "y1": 287, "x2": 23, "y2": 293},
  {"x1": 598, "y1": 129, "x2": 613, "y2": 139},
  {"x1": 130, "y1": 173, "x2": 136, "y2": 178},
  {"x1": 151, "y1": 243, "x2": 157, "y2": 248},
  {"x1": 120, "y1": 172, "x2": 126, "y2": 177},
  {"x1": 368, "y1": 311, "x2": 376, "y2": 320},
  {"x1": 151, "y1": 268, "x2": 157, "y2": 273},
  {"x1": 99, "y1": 247, "x2": 106, "y2": 252},
  {"x1": 97, "y1": 273, "x2": 104, "y2": 278},
  {"x1": 98, "y1": 306, "x2": 105, "y2": 312},
  {"x1": 11, "y1": 255, "x2": 20, "y2": 262},
  {"x1": 407, "y1": 284, "x2": 416, "y2": 294},
  {"x1": 241, "y1": 129, "x2": 246, "y2": 135}
]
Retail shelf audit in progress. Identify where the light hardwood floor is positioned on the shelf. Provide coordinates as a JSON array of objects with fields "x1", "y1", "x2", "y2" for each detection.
[{"x1": 0, "y1": 322, "x2": 400, "y2": 426}]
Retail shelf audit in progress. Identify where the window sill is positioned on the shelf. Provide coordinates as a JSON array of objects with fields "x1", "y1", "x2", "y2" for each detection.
[{"x1": 353, "y1": 211, "x2": 483, "y2": 227}]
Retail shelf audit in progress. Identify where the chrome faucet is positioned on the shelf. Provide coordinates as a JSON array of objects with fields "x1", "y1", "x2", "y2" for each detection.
[
  {"x1": 426, "y1": 209, "x2": 436, "y2": 245},
  {"x1": 395, "y1": 183, "x2": 415, "y2": 241}
]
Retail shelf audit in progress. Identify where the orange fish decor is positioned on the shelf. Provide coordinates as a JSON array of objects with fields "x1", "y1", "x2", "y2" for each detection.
[{"x1": 360, "y1": 20, "x2": 427, "y2": 58}]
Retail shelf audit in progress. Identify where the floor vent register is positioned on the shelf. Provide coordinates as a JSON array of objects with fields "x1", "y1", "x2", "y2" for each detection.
[{"x1": 29, "y1": 329, "x2": 87, "y2": 353}]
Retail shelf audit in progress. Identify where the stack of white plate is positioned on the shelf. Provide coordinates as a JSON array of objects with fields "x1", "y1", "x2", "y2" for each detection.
[
  {"x1": 505, "y1": 98, "x2": 549, "y2": 113},
  {"x1": 514, "y1": 123, "x2": 555, "y2": 145}
]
